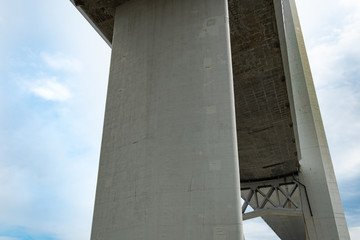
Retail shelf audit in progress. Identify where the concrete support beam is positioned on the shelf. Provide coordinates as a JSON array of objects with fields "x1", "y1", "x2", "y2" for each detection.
[
  {"x1": 90, "y1": 0, "x2": 243, "y2": 239},
  {"x1": 243, "y1": 209, "x2": 302, "y2": 221},
  {"x1": 274, "y1": 0, "x2": 350, "y2": 239}
]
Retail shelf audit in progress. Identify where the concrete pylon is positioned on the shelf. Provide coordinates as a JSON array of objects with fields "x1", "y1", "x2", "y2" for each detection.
[
  {"x1": 90, "y1": 0, "x2": 243, "y2": 239},
  {"x1": 70, "y1": 0, "x2": 350, "y2": 239},
  {"x1": 273, "y1": 0, "x2": 351, "y2": 239}
]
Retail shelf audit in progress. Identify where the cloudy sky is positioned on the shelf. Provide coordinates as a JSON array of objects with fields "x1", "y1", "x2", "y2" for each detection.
[{"x1": 0, "y1": 0, "x2": 359, "y2": 239}]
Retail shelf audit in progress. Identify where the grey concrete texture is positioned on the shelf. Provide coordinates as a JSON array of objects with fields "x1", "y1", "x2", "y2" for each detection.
[
  {"x1": 274, "y1": 0, "x2": 350, "y2": 239},
  {"x1": 90, "y1": 0, "x2": 243, "y2": 239},
  {"x1": 71, "y1": 0, "x2": 351, "y2": 239},
  {"x1": 228, "y1": 0, "x2": 298, "y2": 181},
  {"x1": 72, "y1": 0, "x2": 300, "y2": 182}
]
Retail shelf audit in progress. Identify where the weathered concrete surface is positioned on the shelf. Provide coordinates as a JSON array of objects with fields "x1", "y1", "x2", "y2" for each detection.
[
  {"x1": 275, "y1": 0, "x2": 350, "y2": 239},
  {"x1": 228, "y1": 0, "x2": 298, "y2": 181},
  {"x1": 72, "y1": 0, "x2": 299, "y2": 184},
  {"x1": 90, "y1": 0, "x2": 243, "y2": 239},
  {"x1": 71, "y1": 0, "x2": 350, "y2": 239},
  {"x1": 70, "y1": 0, "x2": 119, "y2": 45}
]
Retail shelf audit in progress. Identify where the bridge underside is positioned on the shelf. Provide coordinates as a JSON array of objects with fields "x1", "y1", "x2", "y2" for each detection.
[
  {"x1": 228, "y1": 0, "x2": 298, "y2": 182},
  {"x1": 72, "y1": 0, "x2": 301, "y2": 238},
  {"x1": 71, "y1": 0, "x2": 298, "y2": 183},
  {"x1": 71, "y1": 0, "x2": 349, "y2": 239}
]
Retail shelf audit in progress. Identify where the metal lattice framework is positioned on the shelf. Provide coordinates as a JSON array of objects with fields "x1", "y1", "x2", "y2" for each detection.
[{"x1": 241, "y1": 180, "x2": 303, "y2": 220}]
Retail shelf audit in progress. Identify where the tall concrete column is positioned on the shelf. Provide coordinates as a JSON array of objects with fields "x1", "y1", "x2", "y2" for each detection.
[
  {"x1": 90, "y1": 0, "x2": 243, "y2": 239},
  {"x1": 274, "y1": 0, "x2": 350, "y2": 239}
]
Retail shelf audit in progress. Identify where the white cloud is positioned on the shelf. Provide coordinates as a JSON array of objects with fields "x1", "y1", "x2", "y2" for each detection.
[
  {"x1": 41, "y1": 52, "x2": 83, "y2": 73},
  {"x1": 243, "y1": 218, "x2": 279, "y2": 240},
  {"x1": 339, "y1": 0, "x2": 360, "y2": 10},
  {"x1": 334, "y1": 147, "x2": 360, "y2": 181},
  {"x1": 0, "y1": 238, "x2": 21, "y2": 240},
  {"x1": 0, "y1": 1, "x2": 108, "y2": 240},
  {"x1": 305, "y1": 5, "x2": 360, "y2": 88},
  {"x1": 350, "y1": 226, "x2": 360, "y2": 240},
  {"x1": 296, "y1": 0, "x2": 360, "y2": 184},
  {"x1": 314, "y1": 85, "x2": 360, "y2": 182},
  {"x1": 27, "y1": 77, "x2": 71, "y2": 101},
  {"x1": 347, "y1": 210, "x2": 360, "y2": 239}
]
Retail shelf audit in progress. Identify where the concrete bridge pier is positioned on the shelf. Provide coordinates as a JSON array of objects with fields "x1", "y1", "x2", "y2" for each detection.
[
  {"x1": 271, "y1": 0, "x2": 351, "y2": 239},
  {"x1": 90, "y1": 0, "x2": 243, "y2": 239},
  {"x1": 71, "y1": 0, "x2": 351, "y2": 239}
]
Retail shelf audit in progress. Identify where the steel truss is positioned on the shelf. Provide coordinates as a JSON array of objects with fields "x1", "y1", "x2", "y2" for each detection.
[{"x1": 241, "y1": 179, "x2": 303, "y2": 220}]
